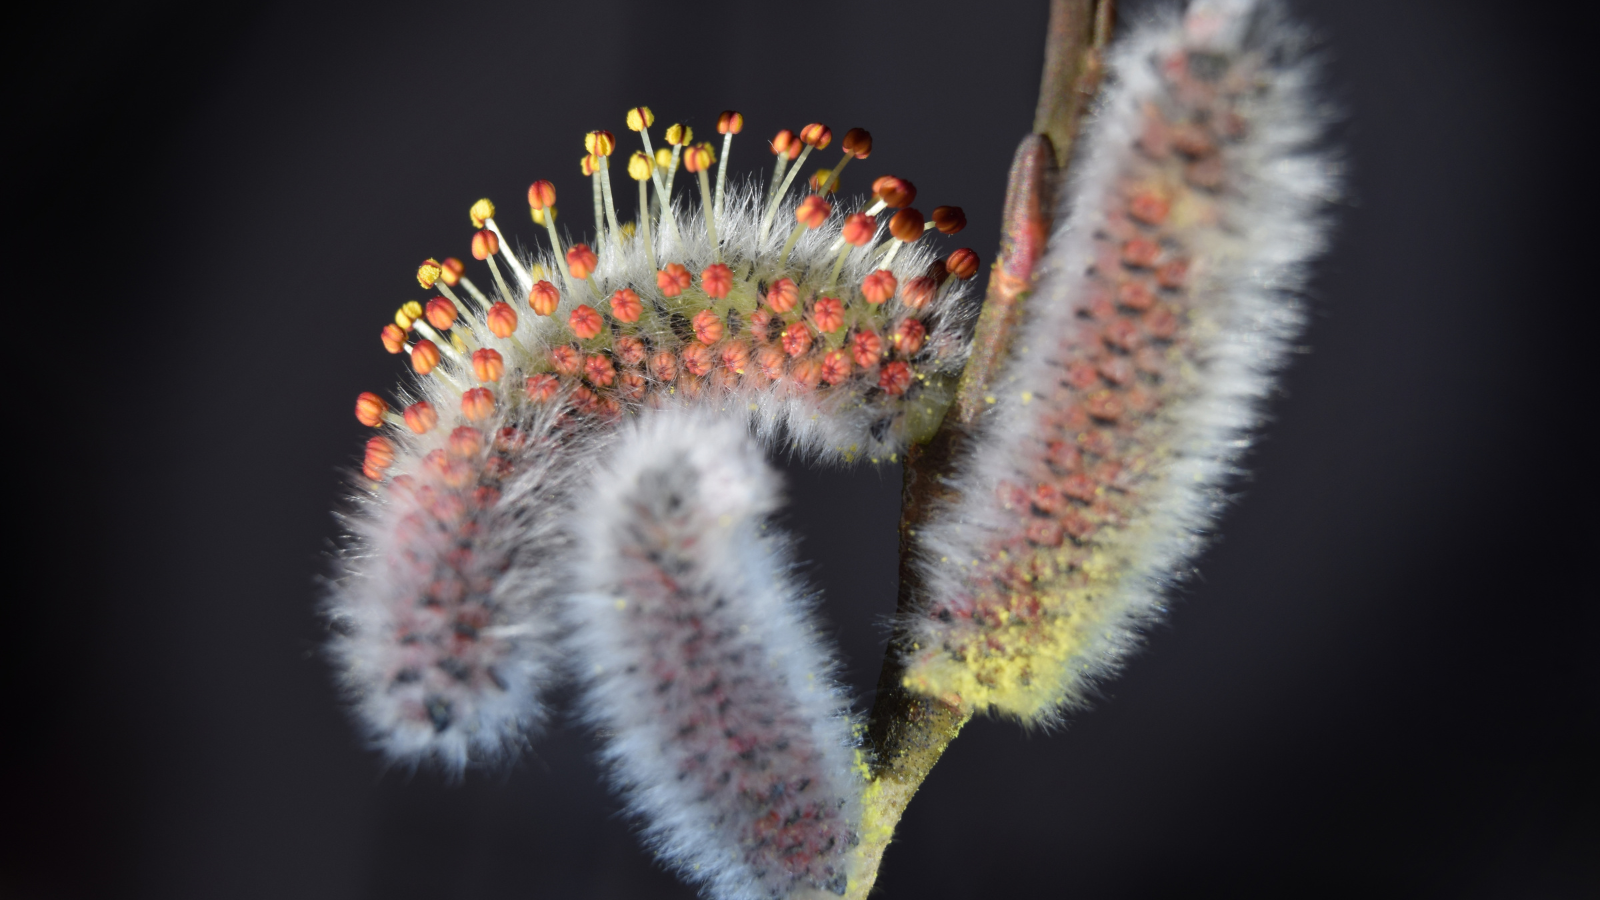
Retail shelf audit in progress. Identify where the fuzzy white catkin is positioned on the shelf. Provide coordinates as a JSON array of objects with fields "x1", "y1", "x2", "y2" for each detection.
[
  {"x1": 566, "y1": 410, "x2": 863, "y2": 899},
  {"x1": 909, "y1": 0, "x2": 1339, "y2": 719}
]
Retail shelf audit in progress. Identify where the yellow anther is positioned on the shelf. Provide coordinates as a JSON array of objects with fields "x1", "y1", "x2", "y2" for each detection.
[
  {"x1": 416, "y1": 258, "x2": 442, "y2": 288},
  {"x1": 585, "y1": 130, "x2": 616, "y2": 156},
  {"x1": 531, "y1": 205, "x2": 557, "y2": 225},
  {"x1": 626, "y1": 106, "x2": 655, "y2": 131},
  {"x1": 654, "y1": 147, "x2": 673, "y2": 169},
  {"x1": 627, "y1": 151, "x2": 653, "y2": 181},
  {"x1": 665, "y1": 123, "x2": 692, "y2": 146},
  {"x1": 395, "y1": 300, "x2": 423, "y2": 329},
  {"x1": 469, "y1": 198, "x2": 495, "y2": 228},
  {"x1": 580, "y1": 154, "x2": 599, "y2": 176}
]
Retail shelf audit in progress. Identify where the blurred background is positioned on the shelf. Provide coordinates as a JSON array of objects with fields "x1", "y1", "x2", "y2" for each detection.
[{"x1": 4, "y1": 0, "x2": 1594, "y2": 897}]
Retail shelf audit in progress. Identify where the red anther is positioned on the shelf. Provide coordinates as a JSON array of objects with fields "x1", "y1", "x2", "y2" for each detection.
[
  {"x1": 566, "y1": 244, "x2": 598, "y2": 280},
  {"x1": 766, "y1": 277, "x2": 799, "y2": 313},
  {"x1": 791, "y1": 356, "x2": 823, "y2": 389},
  {"x1": 1081, "y1": 427, "x2": 1116, "y2": 458},
  {"x1": 1121, "y1": 238, "x2": 1160, "y2": 268},
  {"x1": 649, "y1": 349, "x2": 678, "y2": 381},
  {"x1": 931, "y1": 206, "x2": 967, "y2": 234},
  {"x1": 410, "y1": 340, "x2": 441, "y2": 375},
  {"x1": 424, "y1": 296, "x2": 458, "y2": 330},
  {"x1": 525, "y1": 373, "x2": 560, "y2": 402},
  {"x1": 381, "y1": 323, "x2": 407, "y2": 354},
  {"x1": 892, "y1": 317, "x2": 927, "y2": 355},
  {"x1": 1128, "y1": 190, "x2": 1171, "y2": 226},
  {"x1": 1062, "y1": 472, "x2": 1097, "y2": 502},
  {"x1": 889, "y1": 208, "x2": 925, "y2": 242},
  {"x1": 755, "y1": 346, "x2": 785, "y2": 380},
  {"x1": 1065, "y1": 360, "x2": 1100, "y2": 390},
  {"x1": 902, "y1": 275, "x2": 937, "y2": 310},
  {"x1": 851, "y1": 329, "x2": 883, "y2": 367},
  {"x1": 460, "y1": 387, "x2": 496, "y2": 422},
  {"x1": 749, "y1": 308, "x2": 774, "y2": 343},
  {"x1": 820, "y1": 349, "x2": 852, "y2": 384},
  {"x1": 550, "y1": 345, "x2": 582, "y2": 376},
  {"x1": 618, "y1": 370, "x2": 647, "y2": 400},
  {"x1": 1085, "y1": 389, "x2": 1124, "y2": 421},
  {"x1": 946, "y1": 248, "x2": 980, "y2": 280},
  {"x1": 355, "y1": 392, "x2": 388, "y2": 426},
  {"x1": 486, "y1": 302, "x2": 519, "y2": 337},
  {"x1": 1047, "y1": 440, "x2": 1083, "y2": 472},
  {"x1": 1143, "y1": 306, "x2": 1179, "y2": 340},
  {"x1": 449, "y1": 426, "x2": 484, "y2": 456},
  {"x1": 529, "y1": 279, "x2": 561, "y2": 316},
  {"x1": 812, "y1": 297, "x2": 845, "y2": 333},
  {"x1": 440, "y1": 257, "x2": 464, "y2": 286},
  {"x1": 770, "y1": 129, "x2": 799, "y2": 156},
  {"x1": 1117, "y1": 281, "x2": 1156, "y2": 311},
  {"x1": 657, "y1": 263, "x2": 692, "y2": 297},
  {"x1": 795, "y1": 195, "x2": 831, "y2": 229},
  {"x1": 1103, "y1": 317, "x2": 1142, "y2": 351},
  {"x1": 585, "y1": 130, "x2": 616, "y2": 156},
  {"x1": 364, "y1": 436, "x2": 395, "y2": 472},
  {"x1": 681, "y1": 343, "x2": 713, "y2": 377},
  {"x1": 473, "y1": 485, "x2": 502, "y2": 508},
  {"x1": 584, "y1": 353, "x2": 616, "y2": 387},
  {"x1": 1026, "y1": 519, "x2": 1065, "y2": 548},
  {"x1": 404, "y1": 401, "x2": 439, "y2": 433},
  {"x1": 1032, "y1": 481, "x2": 1066, "y2": 515},
  {"x1": 781, "y1": 322, "x2": 813, "y2": 357},
  {"x1": 472, "y1": 229, "x2": 499, "y2": 260},
  {"x1": 717, "y1": 110, "x2": 745, "y2": 134},
  {"x1": 872, "y1": 176, "x2": 917, "y2": 208},
  {"x1": 568, "y1": 304, "x2": 604, "y2": 339},
  {"x1": 1156, "y1": 259, "x2": 1189, "y2": 289},
  {"x1": 472, "y1": 347, "x2": 504, "y2": 382},
  {"x1": 528, "y1": 180, "x2": 557, "y2": 210},
  {"x1": 721, "y1": 342, "x2": 750, "y2": 374},
  {"x1": 841, "y1": 213, "x2": 876, "y2": 246},
  {"x1": 615, "y1": 335, "x2": 646, "y2": 366},
  {"x1": 861, "y1": 270, "x2": 897, "y2": 304},
  {"x1": 878, "y1": 360, "x2": 912, "y2": 395},
  {"x1": 799, "y1": 123, "x2": 832, "y2": 149},
  {"x1": 692, "y1": 308, "x2": 724, "y2": 345},
  {"x1": 609, "y1": 288, "x2": 642, "y2": 323},
  {"x1": 701, "y1": 263, "x2": 733, "y2": 300},
  {"x1": 494, "y1": 426, "x2": 523, "y2": 451},
  {"x1": 840, "y1": 127, "x2": 872, "y2": 158}
]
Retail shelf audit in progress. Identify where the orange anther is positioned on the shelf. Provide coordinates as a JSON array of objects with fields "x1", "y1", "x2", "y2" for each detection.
[
  {"x1": 404, "y1": 401, "x2": 439, "y2": 434},
  {"x1": 568, "y1": 304, "x2": 604, "y2": 340},
  {"x1": 692, "y1": 308, "x2": 724, "y2": 345},
  {"x1": 439, "y1": 257, "x2": 464, "y2": 286},
  {"x1": 872, "y1": 176, "x2": 917, "y2": 208},
  {"x1": 892, "y1": 317, "x2": 927, "y2": 354},
  {"x1": 469, "y1": 198, "x2": 496, "y2": 228},
  {"x1": 609, "y1": 288, "x2": 642, "y2": 323},
  {"x1": 795, "y1": 195, "x2": 831, "y2": 228},
  {"x1": 528, "y1": 180, "x2": 557, "y2": 210},
  {"x1": 902, "y1": 275, "x2": 937, "y2": 310},
  {"x1": 681, "y1": 343, "x2": 713, "y2": 377},
  {"x1": 799, "y1": 123, "x2": 832, "y2": 149},
  {"x1": 755, "y1": 346, "x2": 785, "y2": 380},
  {"x1": 550, "y1": 345, "x2": 582, "y2": 376},
  {"x1": 417, "y1": 258, "x2": 443, "y2": 288},
  {"x1": 585, "y1": 130, "x2": 616, "y2": 156},
  {"x1": 812, "y1": 297, "x2": 845, "y2": 333},
  {"x1": 821, "y1": 349, "x2": 852, "y2": 384},
  {"x1": 770, "y1": 129, "x2": 799, "y2": 157},
  {"x1": 879, "y1": 360, "x2": 912, "y2": 395},
  {"x1": 529, "y1": 280, "x2": 561, "y2": 316},
  {"x1": 355, "y1": 392, "x2": 389, "y2": 427},
  {"x1": 471, "y1": 229, "x2": 499, "y2": 260},
  {"x1": 410, "y1": 340, "x2": 442, "y2": 375},
  {"x1": 682, "y1": 144, "x2": 714, "y2": 173},
  {"x1": 657, "y1": 263, "x2": 692, "y2": 297},
  {"x1": 766, "y1": 277, "x2": 799, "y2": 313},
  {"x1": 584, "y1": 353, "x2": 616, "y2": 387},
  {"x1": 664, "y1": 123, "x2": 692, "y2": 146},
  {"x1": 717, "y1": 111, "x2": 745, "y2": 134},
  {"x1": 851, "y1": 329, "x2": 884, "y2": 367},
  {"x1": 1122, "y1": 238, "x2": 1160, "y2": 268},
  {"x1": 701, "y1": 263, "x2": 733, "y2": 300},
  {"x1": 861, "y1": 270, "x2": 897, "y2": 304},
  {"x1": 791, "y1": 356, "x2": 823, "y2": 389},
  {"x1": 649, "y1": 349, "x2": 678, "y2": 381},
  {"x1": 841, "y1": 213, "x2": 876, "y2": 246},
  {"x1": 781, "y1": 321, "x2": 813, "y2": 357},
  {"x1": 841, "y1": 127, "x2": 872, "y2": 158},
  {"x1": 615, "y1": 335, "x2": 647, "y2": 366},
  {"x1": 889, "y1": 208, "x2": 925, "y2": 242},
  {"x1": 460, "y1": 387, "x2": 496, "y2": 422},
  {"x1": 364, "y1": 435, "x2": 395, "y2": 472},
  {"x1": 1128, "y1": 190, "x2": 1171, "y2": 226},
  {"x1": 566, "y1": 243, "x2": 598, "y2": 280},
  {"x1": 626, "y1": 106, "x2": 655, "y2": 131},
  {"x1": 721, "y1": 342, "x2": 750, "y2": 375},
  {"x1": 619, "y1": 370, "x2": 647, "y2": 400},
  {"x1": 750, "y1": 308, "x2": 774, "y2": 343},
  {"x1": 580, "y1": 154, "x2": 599, "y2": 176},
  {"x1": 449, "y1": 426, "x2": 484, "y2": 456},
  {"x1": 424, "y1": 296, "x2": 458, "y2": 330},
  {"x1": 381, "y1": 323, "x2": 407, "y2": 354},
  {"x1": 931, "y1": 205, "x2": 967, "y2": 235},
  {"x1": 472, "y1": 347, "x2": 504, "y2": 382},
  {"x1": 525, "y1": 373, "x2": 560, "y2": 402},
  {"x1": 486, "y1": 302, "x2": 518, "y2": 337},
  {"x1": 946, "y1": 248, "x2": 980, "y2": 280}
]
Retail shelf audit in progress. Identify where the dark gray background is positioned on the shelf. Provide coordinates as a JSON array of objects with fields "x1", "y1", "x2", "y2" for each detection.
[{"x1": 4, "y1": 0, "x2": 1595, "y2": 897}]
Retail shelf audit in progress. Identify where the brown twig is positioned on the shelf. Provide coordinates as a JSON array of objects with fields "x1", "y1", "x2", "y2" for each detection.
[{"x1": 842, "y1": 2, "x2": 1114, "y2": 896}]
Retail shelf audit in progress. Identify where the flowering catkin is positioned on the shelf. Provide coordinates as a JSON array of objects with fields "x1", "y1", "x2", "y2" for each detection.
[
  {"x1": 907, "y1": 0, "x2": 1338, "y2": 721},
  {"x1": 566, "y1": 411, "x2": 863, "y2": 899}
]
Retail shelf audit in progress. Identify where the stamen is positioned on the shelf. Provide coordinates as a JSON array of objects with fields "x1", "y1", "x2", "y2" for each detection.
[
  {"x1": 402, "y1": 400, "x2": 438, "y2": 434},
  {"x1": 626, "y1": 105, "x2": 683, "y2": 250},
  {"x1": 759, "y1": 123, "x2": 829, "y2": 245},
  {"x1": 931, "y1": 205, "x2": 967, "y2": 234},
  {"x1": 812, "y1": 127, "x2": 871, "y2": 197},
  {"x1": 471, "y1": 347, "x2": 505, "y2": 383},
  {"x1": 529, "y1": 280, "x2": 561, "y2": 317},
  {"x1": 583, "y1": 154, "x2": 605, "y2": 243},
  {"x1": 684, "y1": 143, "x2": 720, "y2": 261},
  {"x1": 946, "y1": 248, "x2": 981, "y2": 280},
  {"x1": 587, "y1": 131, "x2": 624, "y2": 254},
  {"x1": 354, "y1": 392, "x2": 389, "y2": 427},
  {"x1": 528, "y1": 181, "x2": 576, "y2": 296},
  {"x1": 627, "y1": 151, "x2": 657, "y2": 271},
  {"x1": 779, "y1": 195, "x2": 830, "y2": 268},
  {"x1": 380, "y1": 324, "x2": 407, "y2": 354},
  {"x1": 766, "y1": 129, "x2": 800, "y2": 205},
  {"x1": 714, "y1": 111, "x2": 743, "y2": 224}
]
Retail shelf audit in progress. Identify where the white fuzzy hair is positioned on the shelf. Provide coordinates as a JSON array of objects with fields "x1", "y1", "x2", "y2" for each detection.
[
  {"x1": 910, "y1": 0, "x2": 1339, "y2": 719},
  {"x1": 565, "y1": 409, "x2": 863, "y2": 899}
]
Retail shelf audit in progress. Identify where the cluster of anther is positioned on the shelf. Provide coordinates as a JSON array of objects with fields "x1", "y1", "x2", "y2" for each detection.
[{"x1": 352, "y1": 105, "x2": 980, "y2": 483}]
